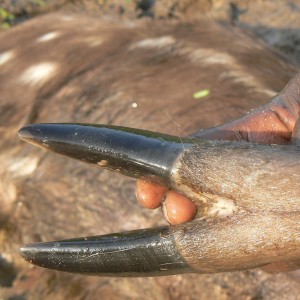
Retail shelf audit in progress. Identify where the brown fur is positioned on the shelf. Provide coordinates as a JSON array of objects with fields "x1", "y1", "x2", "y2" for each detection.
[
  {"x1": 0, "y1": 9, "x2": 300, "y2": 300},
  {"x1": 178, "y1": 141, "x2": 300, "y2": 213},
  {"x1": 174, "y1": 141, "x2": 300, "y2": 271}
]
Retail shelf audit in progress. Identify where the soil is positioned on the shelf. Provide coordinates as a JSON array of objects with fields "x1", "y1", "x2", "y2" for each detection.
[{"x1": 2, "y1": 1, "x2": 300, "y2": 64}]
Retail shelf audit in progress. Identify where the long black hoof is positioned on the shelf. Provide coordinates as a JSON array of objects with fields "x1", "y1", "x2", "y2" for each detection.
[
  {"x1": 19, "y1": 227, "x2": 192, "y2": 277},
  {"x1": 18, "y1": 123, "x2": 300, "y2": 276},
  {"x1": 18, "y1": 123, "x2": 192, "y2": 186}
]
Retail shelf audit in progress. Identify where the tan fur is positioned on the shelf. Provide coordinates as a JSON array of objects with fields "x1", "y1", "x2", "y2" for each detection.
[
  {"x1": 0, "y1": 9, "x2": 300, "y2": 300},
  {"x1": 171, "y1": 141, "x2": 300, "y2": 271}
]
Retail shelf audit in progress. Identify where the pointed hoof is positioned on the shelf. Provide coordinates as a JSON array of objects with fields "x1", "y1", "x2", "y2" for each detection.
[
  {"x1": 18, "y1": 123, "x2": 191, "y2": 186},
  {"x1": 19, "y1": 227, "x2": 191, "y2": 277}
]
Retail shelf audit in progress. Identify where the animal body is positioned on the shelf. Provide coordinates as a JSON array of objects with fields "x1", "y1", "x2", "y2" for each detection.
[{"x1": 0, "y1": 8, "x2": 300, "y2": 300}]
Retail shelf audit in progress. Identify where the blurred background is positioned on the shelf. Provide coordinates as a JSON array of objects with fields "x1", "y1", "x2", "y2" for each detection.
[
  {"x1": 1, "y1": 1, "x2": 300, "y2": 299},
  {"x1": 2, "y1": 0, "x2": 300, "y2": 65}
]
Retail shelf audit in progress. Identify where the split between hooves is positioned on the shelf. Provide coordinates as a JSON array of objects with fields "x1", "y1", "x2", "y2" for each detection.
[{"x1": 136, "y1": 180, "x2": 197, "y2": 225}]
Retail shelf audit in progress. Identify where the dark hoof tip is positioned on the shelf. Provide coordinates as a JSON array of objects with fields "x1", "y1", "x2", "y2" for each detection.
[
  {"x1": 18, "y1": 125, "x2": 35, "y2": 142},
  {"x1": 19, "y1": 244, "x2": 35, "y2": 262}
]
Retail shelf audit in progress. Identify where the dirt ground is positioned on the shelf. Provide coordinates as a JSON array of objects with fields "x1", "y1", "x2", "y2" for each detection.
[
  {"x1": 2, "y1": 0, "x2": 300, "y2": 65},
  {"x1": 0, "y1": 1, "x2": 300, "y2": 299}
]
